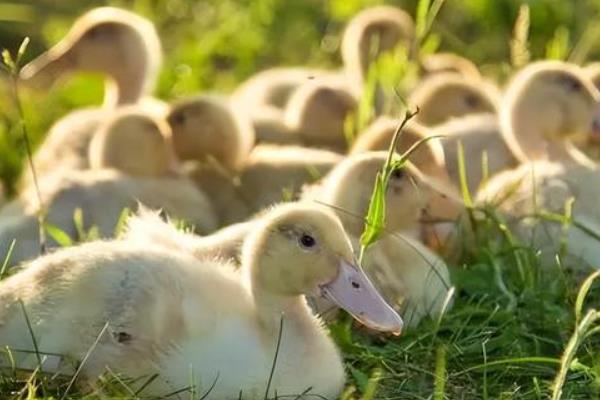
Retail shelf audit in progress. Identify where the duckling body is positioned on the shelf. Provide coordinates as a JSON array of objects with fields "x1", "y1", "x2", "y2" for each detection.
[
  {"x1": 409, "y1": 74, "x2": 500, "y2": 127},
  {"x1": 433, "y1": 114, "x2": 517, "y2": 194},
  {"x1": 476, "y1": 161, "x2": 600, "y2": 269},
  {"x1": 0, "y1": 111, "x2": 216, "y2": 267},
  {"x1": 0, "y1": 204, "x2": 402, "y2": 397}
]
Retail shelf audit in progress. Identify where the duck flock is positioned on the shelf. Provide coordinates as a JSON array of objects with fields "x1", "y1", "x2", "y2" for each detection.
[{"x1": 1, "y1": 5, "x2": 600, "y2": 399}]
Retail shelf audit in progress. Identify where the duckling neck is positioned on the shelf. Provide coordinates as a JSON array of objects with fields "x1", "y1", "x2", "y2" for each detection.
[
  {"x1": 103, "y1": 69, "x2": 147, "y2": 107},
  {"x1": 251, "y1": 286, "x2": 317, "y2": 334}
]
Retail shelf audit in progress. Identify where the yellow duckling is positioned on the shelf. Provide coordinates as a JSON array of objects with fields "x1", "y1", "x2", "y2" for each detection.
[
  {"x1": 284, "y1": 80, "x2": 358, "y2": 152},
  {"x1": 305, "y1": 152, "x2": 456, "y2": 325},
  {"x1": 349, "y1": 116, "x2": 451, "y2": 184},
  {"x1": 409, "y1": 73, "x2": 500, "y2": 126},
  {"x1": 167, "y1": 96, "x2": 342, "y2": 225},
  {"x1": 0, "y1": 110, "x2": 216, "y2": 267},
  {"x1": 500, "y1": 60, "x2": 600, "y2": 165},
  {"x1": 19, "y1": 7, "x2": 164, "y2": 186},
  {"x1": 0, "y1": 203, "x2": 402, "y2": 398},
  {"x1": 167, "y1": 95, "x2": 255, "y2": 173}
]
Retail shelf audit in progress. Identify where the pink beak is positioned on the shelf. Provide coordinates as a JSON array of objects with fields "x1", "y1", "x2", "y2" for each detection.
[{"x1": 320, "y1": 259, "x2": 403, "y2": 335}]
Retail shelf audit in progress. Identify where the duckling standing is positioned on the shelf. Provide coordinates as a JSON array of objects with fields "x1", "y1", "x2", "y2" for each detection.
[{"x1": 0, "y1": 204, "x2": 402, "y2": 398}]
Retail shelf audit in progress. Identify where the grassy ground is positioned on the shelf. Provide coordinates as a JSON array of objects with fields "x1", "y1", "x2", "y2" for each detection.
[{"x1": 0, "y1": 0, "x2": 600, "y2": 399}]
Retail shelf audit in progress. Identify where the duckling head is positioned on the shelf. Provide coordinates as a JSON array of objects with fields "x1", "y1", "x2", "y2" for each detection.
[
  {"x1": 167, "y1": 96, "x2": 255, "y2": 173},
  {"x1": 350, "y1": 117, "x2": 449, "y2": 183},
  {"x1": 243, "y1": 203, "x2": 403, "y2": 334},
  {"x1": 409, "y1": 74, "x2": 500, "y2": 126},
  {"x1": 285, "y1": 81, "x2": 358, "y2": 151},
  {"x1": 341, "y1": 6, "x2": 414, "y2": 86},
  {"x1": 501, "y1": 61, "x2": 600, "y2": 162},
  {"x1": 20, "y1": 7, "x2": 161, "y2": 106},
  {"x1": 312, "y1": 152, "x2": 429, "y2": 238},
  {"x1": 89, "y1": 108, "x2": 177, "y2": 176}
]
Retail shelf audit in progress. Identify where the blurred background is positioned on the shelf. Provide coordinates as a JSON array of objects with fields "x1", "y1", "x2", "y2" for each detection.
[{"x1": 1, "y1": 0, "x2": 600, "y2": 193}]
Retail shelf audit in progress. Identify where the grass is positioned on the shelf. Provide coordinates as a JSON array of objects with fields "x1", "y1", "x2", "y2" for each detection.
[{"x1": 1, "y1": 0, "x2": 600, "y2": 399}]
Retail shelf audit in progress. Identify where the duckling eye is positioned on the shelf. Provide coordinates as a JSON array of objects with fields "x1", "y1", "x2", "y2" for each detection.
[
  {"x1": 464, "y1": 94, "x2": 480, "y2": 108},
  {"x1": 560, "y1": 76, "x2": 582, "y2": 92},
  {"x1": 299, "y1": 234, "x2": 316, "y2": 249},
  {"x1": 169, "y1": 111, "x2": 186, "y2": 126},
  {"x1": 390, "y1": 169, "x2": 405, "y2": 180}
]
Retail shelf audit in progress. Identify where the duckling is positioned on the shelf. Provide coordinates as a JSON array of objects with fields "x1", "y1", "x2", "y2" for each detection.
[
  {"x1": 421, "y1": 52, "x2": 482, "y2": 80},
  {"x1": 230, "y1": 67, "x2": 330, "y2": 117},
  {"x1": 349, "y1": 116, "x2": 451, "y2": 183},
  {"x1": 475, "y1": 160, "x2": 600, "y2": 269},
  {"x1": 341, "y1": 5, "x2": 414, "y2": 89},
  {"x1": 284, "y1": 80, "x2": 358, "y2": 152},
  {"x1": 250, "y1": 106, "x2": 298, "y2": 144},
  {"x1": 584, "y1": 62, "x2": 600, "y2": 90},
  {"x1": 305, "y1": 152, "x2": 455, "y2": 326},
  {"x1": 240, "y1": 145, "x2": 343, "y2": 211},
  {"x1": 0, "y1": 203, "x2": 402, "y2": 398},
  {"x1": 20, "y1": 7, "x2": 161, "y2": 107},
  {"x1": 500, "y1": 61, "x2": 600, "y2": 164},
  {"x1": 167, "y1": 97, "x2": 342, "y2": 224},
  {"x1": 167, "y1": 96, "x2": 255, "y2": 173},
  {"x1": 0, "y1": 110, "x2": 216, "y2": 267},
  {"x1": 432, "y1": 114, "x2": 518, "y2": 194},
  {"x1": 409, "y1": 73, "x2": 500, "y2": 126},
  {"x1": 19, "y1": 7, "x2": 164, "y2": 187}
]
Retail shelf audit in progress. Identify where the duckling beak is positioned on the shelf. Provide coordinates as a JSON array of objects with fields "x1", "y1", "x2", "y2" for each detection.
[
  {"x1": 320, "y1": 259, "x2": 403, "y2": 335},
  {"x1": 19, "y1": 42, "x2": 75, "y2": 89}
]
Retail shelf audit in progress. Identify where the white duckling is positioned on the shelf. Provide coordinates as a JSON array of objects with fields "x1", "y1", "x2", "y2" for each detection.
[
  {"x1": 475, "y1": 160, "x2": 600, "y2": 269},
  {"x1": 500, "y1": 61, "x2": 600, "y2": 165},
  {"x1": 408, "y1": 73, "x2": 500, "y2": 127},
  {"x1": 0, "y1": 203, "x2": 402, "y2": 398},
  {"x1": 421, "y1": 52, "x2": 482, "y2": 81},
  {"x1": 0, "y1": 109, "x2": 216, "y2": 267},
  {"x1": 305, "y1": 152, "x2": 456, "y2": 325},
  {"x1": 19, "y1": 7, "x2": 164, "y2": 186}
]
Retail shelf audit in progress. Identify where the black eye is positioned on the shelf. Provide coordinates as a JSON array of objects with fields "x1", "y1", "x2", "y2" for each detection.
[
  {"x1": 299, "y1": 234, "x2": 316, "y2": 248},
  {"x1": 169, "y1": 111, "x2": 186, "y2": 126},
  {"x1": 390, "y1": 169, "x2": 405, "y2": 180},
  {"x1": 560, "y1": 76, "x2": 582, "y2": 92},
  {"x1": 464, "y1": 94, "x2": 480, "y2": 108}
]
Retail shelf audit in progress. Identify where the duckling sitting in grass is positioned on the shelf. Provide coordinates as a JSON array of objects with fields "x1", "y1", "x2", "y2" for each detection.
[
  {"x1": 409, "y1": 73, "x2": 500, "y2": 127},
  {"x1": 0, "y1": 109, "x2": 216, "y2": 268},
  {"x1": 305, "y1": 152, "x2": 457, "y2": 326},
  {"x1": 500, "y1": 60, "x2": 600, "y2": 165},
  {"x1": 350, "y1": 116, "x2": 451, "y2": 184},
  {"x1": 19, "y1": 7, "x2": 165, "y2": 187},
  {"x1": 0, "y1": 203, "x2": 402, "y2": 398},
  {"x1": 167, "y1": 96, "x2": 342, "y2": 225}
]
